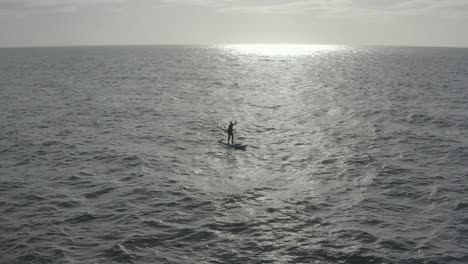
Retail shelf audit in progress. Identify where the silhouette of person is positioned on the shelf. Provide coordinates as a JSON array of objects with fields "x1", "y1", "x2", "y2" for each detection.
[{"x1": 227, "y1": 121, "x2": 237, "y2": 145}]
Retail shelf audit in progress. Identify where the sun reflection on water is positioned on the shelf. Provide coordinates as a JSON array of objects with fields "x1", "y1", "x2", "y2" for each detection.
[{"x1": 222, "y1": 44, "x2": 343, "y2": 56}]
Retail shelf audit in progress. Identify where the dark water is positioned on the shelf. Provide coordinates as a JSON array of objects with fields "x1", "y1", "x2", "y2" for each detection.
[{"x1": 1, "y1": 45, "x2": 468, "y2": 263}]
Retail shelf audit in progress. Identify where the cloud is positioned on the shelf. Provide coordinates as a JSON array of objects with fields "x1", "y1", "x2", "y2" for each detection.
[
  {"x1": 389, "y1": 0, "x2": 468, "y2": 15},
  {"x1": 1, "y1": 0, "x2": 467, "y2": 17},
  {"x1": 157, "y1": 0, "x2": 351, "y2": 16},
  {"x1": 0, "y1": 0, "x2": 127, "y2": 13},
  {"x1": 159, "y1": 0, "x2": 468, "y2": 17},
  {"x1": 219, "y1": 0, "x2": 349, "y2": 15}
]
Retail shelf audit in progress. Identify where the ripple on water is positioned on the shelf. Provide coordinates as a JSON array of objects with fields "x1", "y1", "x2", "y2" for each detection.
[{"x1": 1, "y1": 46, "x2": 468, "y2": 264}]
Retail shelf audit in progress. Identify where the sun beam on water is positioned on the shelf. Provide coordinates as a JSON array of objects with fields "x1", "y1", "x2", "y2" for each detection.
[{"x1": 222, "y1": 44, "x2": 343, "y2": 56}]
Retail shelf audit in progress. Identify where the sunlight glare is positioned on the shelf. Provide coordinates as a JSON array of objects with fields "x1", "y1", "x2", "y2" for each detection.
[{"x1": 223, "y1": 44, "x2": 342, "y2": 56}]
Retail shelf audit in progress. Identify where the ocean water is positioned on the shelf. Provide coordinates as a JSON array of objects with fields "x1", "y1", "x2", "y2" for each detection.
[{"x1": 1, "y1": 44, "x2": 468, "y2": 264}]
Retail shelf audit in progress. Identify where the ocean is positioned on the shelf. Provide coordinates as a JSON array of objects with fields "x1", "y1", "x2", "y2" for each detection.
[{"x1": 1, "y1": 45, "x2": 467, "y2": 263}]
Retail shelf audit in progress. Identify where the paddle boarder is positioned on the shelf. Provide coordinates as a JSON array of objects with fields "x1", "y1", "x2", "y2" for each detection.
[{"x1": 227, "y1": 121, "x2": 237, "y2": 145}]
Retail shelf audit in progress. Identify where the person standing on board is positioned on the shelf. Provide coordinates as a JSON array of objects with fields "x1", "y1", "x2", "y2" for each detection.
[{"x1": 227, "y1": 121, "x2": 237, "y2": 145}]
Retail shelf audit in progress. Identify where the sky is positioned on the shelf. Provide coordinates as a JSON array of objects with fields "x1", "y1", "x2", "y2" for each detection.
[{"x1": 0, "y1": 0, "x2": 467, "y2": 48}]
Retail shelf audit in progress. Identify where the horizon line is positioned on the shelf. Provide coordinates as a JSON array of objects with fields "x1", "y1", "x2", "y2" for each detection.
[{"x1": 1, "y1": 43, "x2": 468, "y2": 49}]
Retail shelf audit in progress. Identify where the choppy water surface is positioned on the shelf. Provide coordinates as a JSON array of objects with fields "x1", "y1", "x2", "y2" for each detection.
[{"x1": 1, "y1": 45, "x2": 468, "y2": 263}]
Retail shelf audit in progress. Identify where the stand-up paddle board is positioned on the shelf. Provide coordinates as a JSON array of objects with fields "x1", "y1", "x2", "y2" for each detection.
[{"x1": 218, "y1": 140, "x2": 247, "y2": 150}]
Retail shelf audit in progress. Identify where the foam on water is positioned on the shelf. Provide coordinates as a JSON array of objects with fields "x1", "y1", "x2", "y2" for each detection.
[{"x1": 1, "y1": 45, "x2": 468, "y2": 263}]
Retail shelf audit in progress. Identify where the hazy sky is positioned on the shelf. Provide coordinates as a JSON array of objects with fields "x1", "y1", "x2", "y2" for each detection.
[{"x1": 1, "y1": 0, "x2": 467, "y2": 47}]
